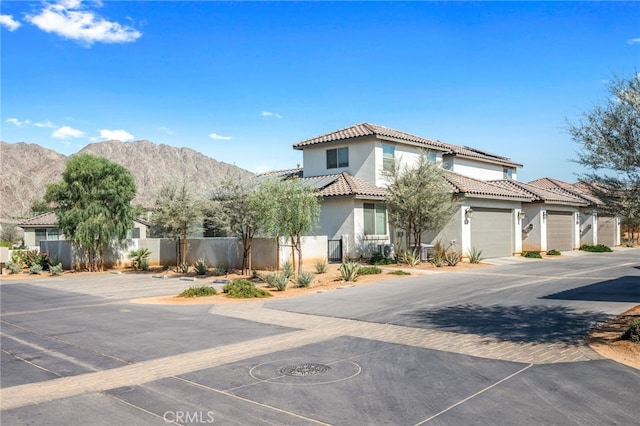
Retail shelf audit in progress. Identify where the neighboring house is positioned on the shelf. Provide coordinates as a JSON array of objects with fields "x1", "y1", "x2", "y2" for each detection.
[
  {"x1": 18, "y1": 212, "x2": 149, "y2": 250},
  {"x1": 528, "y1": 178, "x2": 621, "y2": 247},
  {"x1": 283, "y1": 122, "x2": 534, "y2": 260}
]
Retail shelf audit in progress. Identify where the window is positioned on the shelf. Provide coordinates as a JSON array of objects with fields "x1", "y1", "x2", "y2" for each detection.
[
  {"x1": 503, "y1": 167, "x2": 513, "y2": 179},
  {"x1": 427, "y1": 152, "x2": 438, "y2": 163},
  {"x1": 327, "y1": 147, "x2": 348, "y2": 169},
  {"x1": 35, "y1": 229, "x2": 46, "y2": 246},
  {"x1": 364, "y1": 203, "x2": 387, "y2": 235},
  {"x1": 383, "y1": 144, "x2": 395, "y2": 172}
]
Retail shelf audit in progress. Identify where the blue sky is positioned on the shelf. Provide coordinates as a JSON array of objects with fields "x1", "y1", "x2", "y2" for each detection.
[{"x1": 1, "y1": 1, "x2": 639, "y2": 182}]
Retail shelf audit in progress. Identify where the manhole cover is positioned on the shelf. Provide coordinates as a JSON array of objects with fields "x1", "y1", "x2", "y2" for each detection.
[{"x1": 279, "y1": 363, "x2": 332, "y2": 376}]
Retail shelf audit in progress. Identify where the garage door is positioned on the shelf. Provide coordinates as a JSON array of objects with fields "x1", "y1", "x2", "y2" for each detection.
[
  {"x1": 547, "y1": 211, "x2": 574, "y2": 251},
  {"x1": 598, "y1": 216, "x2": 617, "y2": 246},
  {"x1": 470, "y1": 208, "x2": 513, "y2": 258}
]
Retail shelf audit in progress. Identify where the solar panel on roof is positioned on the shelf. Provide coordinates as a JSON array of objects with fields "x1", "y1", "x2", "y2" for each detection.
[{"x1": 300, "y1": 175, "x2": 338, "y2": 189}]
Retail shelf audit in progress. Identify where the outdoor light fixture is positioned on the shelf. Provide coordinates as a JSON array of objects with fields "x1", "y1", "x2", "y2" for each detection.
[
  {"x1": 576, "y1": 212, "x2": 580, "y2": 225},
  {"x1": 542, "y1": 211, "x2": 548, "y2": 221},
  {"x1": 517, "y1": 210, "x2": 526, "y2": 223},
  {"x1": 465, "y1": 208, "x2": 473, "y2": 219}
]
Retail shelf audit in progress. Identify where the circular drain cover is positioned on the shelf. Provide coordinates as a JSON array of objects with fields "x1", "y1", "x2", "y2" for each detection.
[{"x1": 279, "y1": 363, "x2": 331, "y2": 377}]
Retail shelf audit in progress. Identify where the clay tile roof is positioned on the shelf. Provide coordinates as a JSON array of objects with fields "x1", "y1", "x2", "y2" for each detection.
[
  {"x1": 491, "y1": 180, "x2": 588, "y2": 206},
  {"x1": 17, "y1": 212, "x2": 58, "y2": 227},
  {"x1": 528, "y1": 177, "x2": 601, "y2": 205},
  {"x1": 442, "y1": 172, "x2": 532, "y2": 201},
  {"x1": 301, "y1": 172, "x2": 388, "y2": 199},
  {"x1": 293, "y1": 122, "x2": 450, "y2": 151},
  {"x1": 292, "y1": 122, "x2": 522, "y2": 167},
  {"x1": 445, "y1": 145, "x2": 523, "y2": 168}
]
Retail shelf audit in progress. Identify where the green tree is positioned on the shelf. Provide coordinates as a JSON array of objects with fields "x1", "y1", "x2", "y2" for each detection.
[
  {"x1": 0, "y1": 222, "x2": 21, "y2": 245},
  {"x1": 44, "y1": 154, "x2": 136, "y2": 271},
  {"x1": 30, "y1": 199, "x2": 53, "y2": 216},
  {"x1": 568, "y1": 72, "x2": 640, "y2": 236},
  {"x1": 212, "y1": 174, "x2": 269, "y2": 275},
  {"x1": 259, "y1": 178, "x2": 320, "y2": 276},
  {"x1": 384, "y1": 152, "x2": 457, "y2": 251},
  {"x1": 151, "y1": 177, "x2": 205, "y2": 268}
]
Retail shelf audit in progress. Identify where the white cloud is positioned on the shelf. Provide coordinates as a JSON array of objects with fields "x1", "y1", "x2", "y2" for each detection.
[
  {"x1": 627, "y1": 37, "x2": 640, "y2": 45},
  {"x1": 209, "y1": 133, "x2": 232, "y2": 140},
  {"x1": 34, "y1": 120, "x2": 56, "y2": 128},
  {"x1": 53, "y1": 125, "x2": 84, "y2": 139},
  {"x1": 26, "y1": 0, "x2": 141, "y2": 46},
  {"x1": 157, "y1": 126, "x2": 174, "y2": 135},
  {"x1": 98, "y1": 129, "x2": 134, "y2": 141},
  {"x1": 0, "y1": 14, "x2": 21, "y2": 31},
  {"x1": 261, "y1": 111, "x2": 283, "y2": 119},
  {"x1": 6, "y1": 118, "x2": 31, "y2": 127}
]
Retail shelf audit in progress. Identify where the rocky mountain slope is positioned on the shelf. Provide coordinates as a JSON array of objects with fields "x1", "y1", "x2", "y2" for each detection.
[{"x1": 0, "y1": 140, "x2": 253, "y2": 220}]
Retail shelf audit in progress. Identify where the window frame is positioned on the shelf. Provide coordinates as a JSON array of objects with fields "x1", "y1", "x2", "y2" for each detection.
[
  {"x1": 327, "y1": 147, "x2": 349, "y2": 169},
  {"x1": 363, "y1": 203, "x2": 387, "y2": 236}
]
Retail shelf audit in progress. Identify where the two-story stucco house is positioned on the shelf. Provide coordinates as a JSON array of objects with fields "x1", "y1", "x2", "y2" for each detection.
[{"x1": 279, "y1": 122, "x2": 619, "y2": 261}]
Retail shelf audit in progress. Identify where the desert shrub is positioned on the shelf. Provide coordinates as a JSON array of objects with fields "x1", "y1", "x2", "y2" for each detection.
[
  {"x1": 178, "y1": 262, "x2": 190, "y2": 273},
  {"x1": 29, "y1": 264, "x2": 43, "y2": 275},
  {"x1": 580, "y1": 244, "x2": 613, "y2": 252},
  {"x1": 162, "y1": 263, "x2": 170, "y2": 271},
  {"x1": 388, "y1": 270, "x2": 410, "y2": 275},
  {"x1": 467, "y1": 247, "x2": 483, "y2": 264},
  {"x1": 399, "y1": 249, "x2": 420, "y2": 267},
  {"x1": 546, "y1": 249, "x2": 561, "y2": 256},
  {"x1": 522, "y1": 251, "x2": 543, "y2": 259},
  {"x1": 359, "y1": 266, "x2": 382, "y2": 275},
  {"x1": 263, "y1": 272, "x2": 279, "y2": 288},
  {"x1": 271, "y1": 273, "x2": 289, "y2": 291},
  {"x1": 444, "y1": 250, "x2": 461, "y2": 266},
  {"x1": 314, "y1": 260, "x2": 328, "y2": 274},
  {"x1": 7, "y1": 261, "x2": 22, "y2": 274},
  {"x1": 431, "y1": 241, "x2": 446, "y2": 267},
  {"x1": 178, "y1": 285, "x2": 217, "y2": 298},
  {"x1": 11, "y1": 250, "x2": 29, "y2": 267},
  {"x1": 621, "y1": 237, "x2": 636, "y2": 247},
  {"x1": 281, "y1": 261, "x2": 294, "y2": 280},
  {"x1": 50, "y1": 263, "x2": 63, "y2": 276},
  {"x1": 619, "y1": 319, "x2": 640, "y2": 343},
  {"x1": 213, "y1": 265, "x2": 228, "y2": 276},
  {"x1": 128, "y1": 248, "x2": 151, "y2": 270},
  {"x1": 193, "y1": 258, "x2": 208, "y2": 275},
  {"x1": 252, "y1": 269, "x2": 259, "y2": 279},
  {"x1": 223, "y1": 279, "x2": 271, "y2": 298},
  {"x1": 339, "y1": 261, "x2": 360, "y2": 282},
  {"x1": 368, "y1": 252, "x2": 394, "y2": 265},
  {"x1": 297, "y1": 271, "x2": 315, "y2": 288}
]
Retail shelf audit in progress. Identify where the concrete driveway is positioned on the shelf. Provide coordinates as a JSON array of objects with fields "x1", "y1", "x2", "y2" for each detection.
[{"x1": 1, "y1": 248, "x2": 639, "y2": 425}]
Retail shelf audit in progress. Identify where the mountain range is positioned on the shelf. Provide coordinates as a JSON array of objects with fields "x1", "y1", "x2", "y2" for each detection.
[{"x1": 0, "y1": 140, "x2": 253, "y2": 220}]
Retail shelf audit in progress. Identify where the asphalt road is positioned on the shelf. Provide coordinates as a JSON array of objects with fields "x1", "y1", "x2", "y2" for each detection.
[{"x1": 1, "y1": 248, "x2": 639, "y2": 425}]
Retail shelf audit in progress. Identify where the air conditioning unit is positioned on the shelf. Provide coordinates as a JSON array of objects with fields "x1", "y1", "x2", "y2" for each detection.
[{"x1": 378, "y1": 243, "x2": 395, "y2": 259}]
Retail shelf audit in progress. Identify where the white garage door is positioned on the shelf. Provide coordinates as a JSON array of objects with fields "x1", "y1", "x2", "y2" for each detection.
[
  {"x1": 547, "y1": 211, "x2": 574, "y2": 251},
  {"x1": 598, "y1": 216, "x2": 617, "y2": 246},
  {"x1": 470, "y1": 208, "x2": 513, "y2": 258}
]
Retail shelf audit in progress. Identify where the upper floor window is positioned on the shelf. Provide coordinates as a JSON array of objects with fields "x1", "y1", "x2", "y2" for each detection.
[
  {"x1": 327, "y1": 147, "x2": 349, "y2": 169},
  {"x1": 503, "y1": 167, "x2": 513, "y2": 179},
  {"x1": 427, "y1": 151, "x2": 438, "y2": 163},
  {"x1": 364, "y1": 203, "x2": 387, "y2": 235},
  {"x1": 383, "y1": 144, "x2": 395, "y2": 172}
]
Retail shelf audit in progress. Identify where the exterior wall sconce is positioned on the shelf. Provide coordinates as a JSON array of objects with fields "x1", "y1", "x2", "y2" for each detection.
[
  {"x1": 464, "y1": 207, "x2": 473, "y2": 221},
  {"x1": 576, "y1": 212, "x2": 580, "y2": 225},
  {"x1": 517, "y1": 210, "x2": 526, "y2": 223},
  {"x1": 542, "y1": 211, "x2": 548, "y2": 221}
]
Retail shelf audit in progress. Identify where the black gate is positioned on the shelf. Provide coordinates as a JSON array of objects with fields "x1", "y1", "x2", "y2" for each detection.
[{"x1": 327, "y1": 238, "x2": 343, "y2": 263}]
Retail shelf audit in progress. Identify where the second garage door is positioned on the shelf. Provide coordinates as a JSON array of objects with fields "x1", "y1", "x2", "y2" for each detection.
[
  {"x1": 547, "y1": 211, "x2": 574, "y2": 251},
  {"x1": 470, "y1": 208, "x2": 513, "y2": 258},
  {"x1": 598, "y1": 216, "x2": 617, "y2": 246}
]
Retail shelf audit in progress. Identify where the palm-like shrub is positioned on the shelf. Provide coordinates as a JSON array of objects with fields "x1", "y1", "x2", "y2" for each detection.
[
  {"x1": 128, "y1": 248, "x2": 151, "y2": 270},
  {"x1": 297, "y1": 271, "x2": 315, "y2": 288},
  {"x1": 339, "y1": 261, "x2": 360, "y2": 281},
  {"x1": 194, "y1": 258, "x2": 208, "y2": 275}
]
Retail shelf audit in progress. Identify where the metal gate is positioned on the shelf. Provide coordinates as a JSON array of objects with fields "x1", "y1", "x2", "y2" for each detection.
[{"x1": 328, "y1": 238, "x2": 343, "y2": 263}]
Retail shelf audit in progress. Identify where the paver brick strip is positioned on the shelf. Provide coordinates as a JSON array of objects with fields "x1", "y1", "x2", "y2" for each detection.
[{"x1": 210, "y1": 304, "x2": 601, "y2": 364}]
